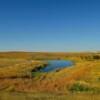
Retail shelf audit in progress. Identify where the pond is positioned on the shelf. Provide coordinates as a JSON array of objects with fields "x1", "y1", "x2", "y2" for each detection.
[{"x1": 39, "y1": 60, "x2": 73, "y2": 72}]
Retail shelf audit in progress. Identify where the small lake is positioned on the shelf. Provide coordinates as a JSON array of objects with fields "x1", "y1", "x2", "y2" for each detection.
[{"x1": 39, "y1": 60, "x2": 73, "y2": 72}]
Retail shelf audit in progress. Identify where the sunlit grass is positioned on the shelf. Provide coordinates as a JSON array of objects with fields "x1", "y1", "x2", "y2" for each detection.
[{"x1": 0, "y1": 52, "x2": 100, "y2": 99}]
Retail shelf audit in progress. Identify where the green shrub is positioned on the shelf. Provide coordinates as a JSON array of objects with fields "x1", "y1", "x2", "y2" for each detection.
[
  {"x1": 69, "y1": 82, "x2": 95, "y2": 93},
  {"x1": 31, "y1": 72, "x2": 44, "y2": 77}
]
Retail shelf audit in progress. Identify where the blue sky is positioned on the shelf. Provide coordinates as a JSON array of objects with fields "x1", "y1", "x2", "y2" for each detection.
[{"x1": 0, "y1": 0, "x2": 100, "y2": 52}]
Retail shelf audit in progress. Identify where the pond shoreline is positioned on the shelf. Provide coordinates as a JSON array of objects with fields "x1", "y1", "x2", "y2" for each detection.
[{"x1": 35, "y1": 60, "x2": 74, "y2": 72}]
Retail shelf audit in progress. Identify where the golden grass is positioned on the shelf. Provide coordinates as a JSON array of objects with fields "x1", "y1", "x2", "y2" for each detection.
[
  {"x1": 0, "y1": 60, "x2": 100, "y2": 94},
  {"x1": 0, "y1": 60, "x2": 46, "y2": 78},
  {"x1": 0, "y1": 92, "x2": 100, "y2": 100},
  {"x1": 0, "y1": 52, "x2": 100, "y2": 99}
]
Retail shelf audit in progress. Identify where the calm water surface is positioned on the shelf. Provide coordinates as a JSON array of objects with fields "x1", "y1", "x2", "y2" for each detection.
[{"x1": 39, "y1": 60, "x2": 73, "y2": 72}]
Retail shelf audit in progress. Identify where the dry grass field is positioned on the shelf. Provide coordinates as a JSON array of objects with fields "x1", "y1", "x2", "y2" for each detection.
[{"x1": 0, "y1": 52, "x2": 100, "y2": 100}]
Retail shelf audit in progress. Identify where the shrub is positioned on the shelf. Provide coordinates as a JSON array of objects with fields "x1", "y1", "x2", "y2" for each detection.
[
  {"x1": 69, "y1": 81, "x2": 95, "y2": 93},
  {"x1": 93, "y1": 55, "x2": 100, "y2": 60}
]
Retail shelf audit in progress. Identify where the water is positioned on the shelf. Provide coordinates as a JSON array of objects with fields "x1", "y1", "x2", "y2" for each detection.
[{"x1": 39, "y1": 60, "x2": 73, "y2": 72}]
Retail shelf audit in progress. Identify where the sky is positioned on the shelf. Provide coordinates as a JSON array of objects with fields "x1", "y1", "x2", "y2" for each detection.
[{"x1": 0, "y1": 0, "x2": 100, "y2": 52}]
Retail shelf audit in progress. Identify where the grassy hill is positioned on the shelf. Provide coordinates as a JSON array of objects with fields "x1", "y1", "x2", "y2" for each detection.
[{"x1": 0, "y1": 52, "x2": 100, "y2": 100}]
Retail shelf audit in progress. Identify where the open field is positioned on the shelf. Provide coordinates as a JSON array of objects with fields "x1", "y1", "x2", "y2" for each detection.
[
  {"x1": 0, "y1": 92, "x2": 100, "y2": 100},
  {"x1": 0, "y1": 52, "x2": 100, "y2": 100}
]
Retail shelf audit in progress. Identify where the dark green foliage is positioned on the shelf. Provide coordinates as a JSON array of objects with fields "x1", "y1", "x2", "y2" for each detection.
[
  {"x1": 69, "y1": 83, "x2": 95, "y2": 93},
  {"x1": 93, "y1": 55, "x2": 100, "y2": 60},
  {"x1": 80, "y1": 55, "x2": 100, "y2": 61}
]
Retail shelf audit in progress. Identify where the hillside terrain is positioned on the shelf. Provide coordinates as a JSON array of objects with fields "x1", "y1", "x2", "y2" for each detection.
[{"x1": 0, "y1": 52, "x2": 100, "y2": 100}]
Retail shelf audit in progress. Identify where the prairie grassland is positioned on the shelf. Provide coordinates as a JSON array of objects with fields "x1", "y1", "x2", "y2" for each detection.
[
  {"x1": 0, "y1": 52, "x2": 100, "y2": 100},
  {"x1": 0, "y1": 92, "x2": 100, "y2": 100},
  {"x1": 0, "y1": 60, "x2": 47, "y2": 78},
  {"x1": 0, "y1": 61, "x2": 100, "y2": 92}
]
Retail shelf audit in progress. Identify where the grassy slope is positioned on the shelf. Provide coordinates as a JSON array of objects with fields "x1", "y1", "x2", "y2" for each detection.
[
  {"x1": 0, "y1": 52, "x2": 100, "y2": 99},
  {"x1": 0, "y1": 92, "x2": 100, "y2": 100}
]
